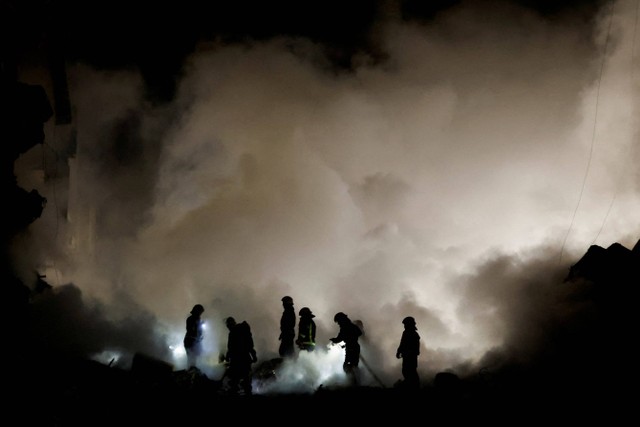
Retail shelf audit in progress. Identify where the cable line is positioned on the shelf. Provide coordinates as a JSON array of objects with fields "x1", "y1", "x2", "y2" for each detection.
[{"x1": 558, "y1": 0, "x2": 616, "y2": 265}]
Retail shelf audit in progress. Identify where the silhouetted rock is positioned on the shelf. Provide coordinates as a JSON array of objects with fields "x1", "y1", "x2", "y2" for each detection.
[
  {"x1": 2, "y1": 75, "x2": 53, "y2": 373},
  {"x1": 559, "y1": 238, "x2": 639, "y2": 403},
  {"x1": 566, "y1": 240, "x2": 639, "y2": 287},
  {"x1": 434, "y1": 371, "x2": 460, "y2": 387},
  {"x1": 131, "y1": 352, "x2": 174, "y2": 387}
]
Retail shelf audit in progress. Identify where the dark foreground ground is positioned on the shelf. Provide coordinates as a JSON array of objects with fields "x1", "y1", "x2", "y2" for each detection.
[
  {"x1": 8, "y1": 238, "x2": 637, "y2": 424},
  {"x1": 10, "y1": 354, "x2": 633, "y2": 425}
]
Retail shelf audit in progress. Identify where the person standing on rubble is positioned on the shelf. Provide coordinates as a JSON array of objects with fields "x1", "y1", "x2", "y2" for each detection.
[
  {"x1": 330, "y1": 312, "x2": 362, "y2": 385},
  {"x1": 279, "y1": 296, "x2": 296, "y2": 358},
  {"x1": 224, "y1": 316, "x2": 258, "y2": 395},
  {"x1": 296, "y1": 307, "x2": 316, "y2": 352},
  {"x1": 183, "y1": 304, "x2": 205, "y2": 370},
  {"x1": 396, "y1": 316, "x2": 421, "y2": 389}
]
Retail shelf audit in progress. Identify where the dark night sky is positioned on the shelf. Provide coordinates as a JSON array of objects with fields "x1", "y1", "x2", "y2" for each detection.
[{"x1": 3, "y1": 0, "x2": 608, "y2": 100}]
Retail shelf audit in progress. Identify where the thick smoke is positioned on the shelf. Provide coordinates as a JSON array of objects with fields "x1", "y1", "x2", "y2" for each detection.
[{"x1": 13, "y1": 0, "x2": 640, "y2": 391}]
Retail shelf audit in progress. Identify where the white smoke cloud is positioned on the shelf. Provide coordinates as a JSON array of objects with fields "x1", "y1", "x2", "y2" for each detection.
[{"x1": 14, "y1": 0, "x2": 640, "y2": 392}]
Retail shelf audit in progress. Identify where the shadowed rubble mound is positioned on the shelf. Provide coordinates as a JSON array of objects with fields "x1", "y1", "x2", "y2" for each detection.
[{"x1": 10, "y1": 237, "x2": 637, "y2": 423}]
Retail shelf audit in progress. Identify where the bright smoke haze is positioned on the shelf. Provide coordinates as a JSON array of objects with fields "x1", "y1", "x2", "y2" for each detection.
[{"x1": 13, "y1": 0, "x2": 640, "y2": 390}]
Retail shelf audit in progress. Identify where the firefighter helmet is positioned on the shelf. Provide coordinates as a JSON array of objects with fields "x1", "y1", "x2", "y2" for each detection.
[
  {"x1": 225, "y1": 316, "x2": 236, "y2": 328},
  {"x1": 334, "y1": 312, "x2": 348, "y2": 323},
  {"x1": 191, "y1": 304, "x2": 204, "y2": 315},
  {"x1": 299, "y1": 307, "x2": 315, "y2": 318},
  {"x1": 402, "y1": 316, "x2": 416, "y2": 325}
]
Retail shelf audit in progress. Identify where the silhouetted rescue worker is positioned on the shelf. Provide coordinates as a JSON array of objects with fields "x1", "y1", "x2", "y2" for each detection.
[
  {"x1": 279, "y1": 296, "x2": 296, "y2": 358},
  {"x1": 296, "y1": 307, "x2": 316, "y2": 352},
  {"x1": 330, "y1": 312, "x2": 362, "y2": 384},
  {"x1": 225, "y1": 316, "x2": 258, "y2": 395},
  {"x1": 183, "y1": 304, "x2": 205, "y2": 369},
  {"x1": 396, "y1": 316, "x2": 420, "y2": 389}
]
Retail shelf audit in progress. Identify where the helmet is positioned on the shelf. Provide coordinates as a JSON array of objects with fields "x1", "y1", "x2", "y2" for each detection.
[
  {"x1": 299, "y1": 307, "x2": 315, "y2": 318},
  {"x1": 334, "y1": 312, "x2": 348, "y2": 323},
  {"x1": 402, "y1": 316, "x2": 416, "y2": 326},
  {"x1": 191, "y1": 304, "x2": 204, "y2": 315},
  {"x1": 281, "y1": 296, "x2": 293, "y2": 304},
  {"x1": 225, "y1": 317, "x2": 236, "y2": 328}
]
